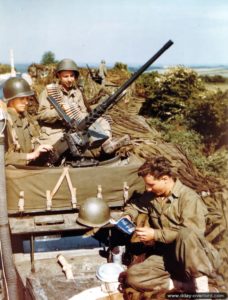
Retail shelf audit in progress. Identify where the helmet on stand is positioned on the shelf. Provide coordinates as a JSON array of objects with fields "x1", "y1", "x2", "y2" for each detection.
[{"x1": 77, "y1": 197, "x2": 110, "y2": 227}]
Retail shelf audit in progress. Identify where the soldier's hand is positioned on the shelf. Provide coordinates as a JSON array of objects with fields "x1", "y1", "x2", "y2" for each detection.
[
  {"x1": 27, "y1": 144, "x2": 53, "y2": 161},
  {"x1": 123, "y1": 215, "x2": 132, "y2": 221},
  {"x1": 37, "y1": 144, "x2": 53, "y2": 153},
  {"x1": 135, "y1": 227, "x2": 155, "y2": 243}
]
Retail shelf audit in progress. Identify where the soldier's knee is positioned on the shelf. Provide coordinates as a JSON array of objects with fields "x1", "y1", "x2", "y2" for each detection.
[
  {"x1": 126, "y1": 265, "x2": 142, "y2": 289},
  {"x1": 177, "y1": 228, "x2": 192, "y2": 239},
  {"x1": 176, "y1": 228, "x2": 200, "y2": 244}
]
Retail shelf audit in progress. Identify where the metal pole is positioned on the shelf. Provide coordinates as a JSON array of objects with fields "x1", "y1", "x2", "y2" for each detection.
[{"x1": 0, "y1": 108, "x2": 20, "y2": 300}]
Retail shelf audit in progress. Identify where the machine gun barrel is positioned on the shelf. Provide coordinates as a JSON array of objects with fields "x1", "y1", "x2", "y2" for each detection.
[{"x1": 77, "y1": 40, "x2": 173, "y2": 131}]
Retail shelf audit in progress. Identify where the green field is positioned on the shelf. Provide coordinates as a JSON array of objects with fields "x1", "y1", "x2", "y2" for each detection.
[
  {"x1": 205, "y1": 82, "x2": 228, "y2": 92},
  {"x1": 193, "y1": 68, "x2": 228, "y2": 92}
]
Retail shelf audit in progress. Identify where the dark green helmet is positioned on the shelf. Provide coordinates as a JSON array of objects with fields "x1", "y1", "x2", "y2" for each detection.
[
  {"x1": 3, "y1": 77, "x2": 34, "y2": 102},
  {"x1": 77, "y1": 197, "x2": 110, "y2": 227},
  {"x1": 56, "y1": 59, "x2": 79, "y2": 76}
]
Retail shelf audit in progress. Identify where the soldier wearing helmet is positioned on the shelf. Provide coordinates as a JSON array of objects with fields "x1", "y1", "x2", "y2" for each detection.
[
  {"x1": 3, "y1": 77, "x2": 53, "y2": 166},
  {"x1": 37, "y1": 58, "x2": 129, "y2": 156},
  {"x1": 37, "y1": 59, "x2": 87, "y2": 145}
]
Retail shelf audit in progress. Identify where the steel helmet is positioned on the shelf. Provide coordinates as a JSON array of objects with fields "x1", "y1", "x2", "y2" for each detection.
[
  {"x1": 56, "y1": 59, "x2": 79, "y2": 76},
  {"x1": 3, "y1": 77, "x2": 34, "y2": 102},
  {"x1": 77, "y1": 197, "x2": 110, "y2": 227}
]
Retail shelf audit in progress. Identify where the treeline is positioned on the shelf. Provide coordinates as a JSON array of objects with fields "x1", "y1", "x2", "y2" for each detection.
[
  {"x1": 200, "y1": 74, "x2": 228, "y2": 83},
  {"x1": 136, "y1": 66, "x2": 228, "y2": 180},
  {"x1": 0, "y1": 64, "x2": 11, "y2": 74}
]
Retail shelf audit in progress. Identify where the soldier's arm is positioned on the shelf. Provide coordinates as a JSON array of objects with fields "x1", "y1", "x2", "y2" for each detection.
[
  {"x1": 5, "y1": 145, "x2": 52, "y2": 166},
  {"x1": 4, "y1": 133, "x2": 29, "y2": 166},
  {"x1": 5, "y1": 124, "x2": 52, "y2": 166},
  {"x1": 122, "y1": 205, "x2": 139, "y2": 223},
  {"x1": 37, "y1": 89, "x2": 61, "y2": 123},
  {"x1": 4, "y1": 123, "x2": 28, "y2": 166},
  {"x1": 122, "y1": 191, "x2": 152, "y2": 223},
  {"x1": 153, "y1": 190, "x2": 206, "y2": 244},
  {"x1": 5, "y1": 151, "x2": 28, "y2": 166}
]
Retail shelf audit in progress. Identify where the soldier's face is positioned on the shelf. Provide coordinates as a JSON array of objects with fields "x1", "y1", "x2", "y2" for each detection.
[
  {"x1": 58, "y1": 71, "x2": 76, "y2": 90},
  {"x1": 8, "y1": 97, "x2": 29, "y2": 113},
  {"x1": 143, "y1": 174, "x2": 168, "y2": 196}
]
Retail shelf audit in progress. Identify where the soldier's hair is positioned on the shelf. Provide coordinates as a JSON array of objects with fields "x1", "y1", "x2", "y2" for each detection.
[{"x1": 138, "y1": 156, "x2": 175, "y2": 179}]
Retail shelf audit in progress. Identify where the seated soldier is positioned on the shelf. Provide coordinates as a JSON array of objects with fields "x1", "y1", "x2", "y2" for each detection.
[
  {"x1": 37, "y1": 58, "x2": 129, "y2": 157},
  {"x1": 122, "y1": 156, "x2": 220, "y2": 294},
  {"x1": 3, "y1": 77, "x2": 53, "y2": 166}
]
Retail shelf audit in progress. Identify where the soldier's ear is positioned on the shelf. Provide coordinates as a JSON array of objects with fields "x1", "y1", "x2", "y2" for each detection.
[
  {"x1": 74, "y1": 71, "x2": 79, "y2": 79},
  {"x1": 55, "y1": 71, "x2": 60, "y2": 78},
  {"x1": 161, "y1": 175, "x2": 170, "y2": 182}
]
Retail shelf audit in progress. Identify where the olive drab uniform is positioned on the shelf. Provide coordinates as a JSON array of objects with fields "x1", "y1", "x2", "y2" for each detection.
[
  {"x1": 98, "y1": 60, "x2": 107, "y2": 86},
  {"x1": 37, "y1": 83, "x2": 112, "y2": 146},
  {"x1": 5, "y1": 108, "x2": 40, "y2": 166},
  {"x1": 123, "y1": 179, "x2": 220, "y2": 291}
]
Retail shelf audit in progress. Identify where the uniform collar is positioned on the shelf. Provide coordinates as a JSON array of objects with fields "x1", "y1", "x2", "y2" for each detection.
[
  {"x1": 7, "y1": 108, "x2": 27, "y2": 126},
  {"x1": 7, "y1": 108, "x2": 25, "y2": 119},
  {"x1": 60, "y1": 84, "x2": 77, "y2": 96},
  {"x1": 167, "y1": 179, "x2": 182, "y2": 202}
]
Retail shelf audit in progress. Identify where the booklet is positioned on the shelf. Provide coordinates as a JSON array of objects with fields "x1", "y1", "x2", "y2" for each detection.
[{"x1": 110, "y1": 217, "x2": 136, "y2": 235}]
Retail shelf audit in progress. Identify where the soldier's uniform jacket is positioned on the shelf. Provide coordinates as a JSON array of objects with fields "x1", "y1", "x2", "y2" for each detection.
[
  {"x1": 37, "y1": 83, "x2": 111, "y2": 145},
  {"x1": 124, "y1": 179, "x2": 208, "y2": 243},
  {"x1": 38, "y1": 84, "x2": 87, "y2": 126},
  {"x1": 124, "y1": 179, "x2": 220, "y2": 289},
  {"x1": 37, "y1": 84, "x2": 89, "y2": 144},
  {"x1": 5, "y1": 108, "x2": 40, "y2": 166}
]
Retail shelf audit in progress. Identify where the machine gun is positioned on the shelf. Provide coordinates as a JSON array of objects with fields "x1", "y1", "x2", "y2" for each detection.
[
  {"x1": 48, "y1": 40, "x2": 174, "y2": 164},
  {"x1": 86, "y1": 64, "x2": 102, "y2": 84}
]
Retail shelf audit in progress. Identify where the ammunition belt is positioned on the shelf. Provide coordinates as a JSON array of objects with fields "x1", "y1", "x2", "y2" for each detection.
[{"x1": 46, "y1": 84, "x2": 85, "y2": 125}]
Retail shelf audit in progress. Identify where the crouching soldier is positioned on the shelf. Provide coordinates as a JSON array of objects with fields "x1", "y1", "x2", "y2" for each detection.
[
  {"x1": 122, "y1": 156, "x2": 220, "y2": 295},
  {"x1": 3, "y1": 77, "x2": 53, "y2": 166}
]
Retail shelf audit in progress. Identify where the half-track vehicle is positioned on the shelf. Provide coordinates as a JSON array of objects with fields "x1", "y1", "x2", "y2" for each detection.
[
  {"x1": 1, "y1": 39, "x2": 227, "y2": 299},
  {"x1": 0, "y1": 42, "x2": 175, "y2": 300}
]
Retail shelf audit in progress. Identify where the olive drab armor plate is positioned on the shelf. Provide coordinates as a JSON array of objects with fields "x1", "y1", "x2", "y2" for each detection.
[
  {"x1": 6, "y1": 155, "x2": 144, "y2": 213},
  {"x1": 87, "y1": 122, "x2": 109, "y2": 148}
]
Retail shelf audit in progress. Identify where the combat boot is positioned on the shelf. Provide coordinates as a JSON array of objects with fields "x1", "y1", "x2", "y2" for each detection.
[
  {"x1": 169, "y1": 279, "x2": 195, "y2": 292},
  {"x1": 195, "y1": 276, "x2": 209, "y2": 292},
  {"x1": 102, "y1": 135, "x2": 131, "y2": 154}
]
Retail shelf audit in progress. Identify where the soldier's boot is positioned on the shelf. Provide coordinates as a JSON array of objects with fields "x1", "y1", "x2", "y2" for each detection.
[
  {"x1": 102, "y1": 134, "x2": 131, "y2": 154},
  {"x1": 195, "y1": 276, "x2": 209, "y2": 292},
  {"x1": 169, "y1": 277, "x2": 211, "y2": 293},
  {"x1": 169, "y1": 278, "x2": 195, "y2": 292}
]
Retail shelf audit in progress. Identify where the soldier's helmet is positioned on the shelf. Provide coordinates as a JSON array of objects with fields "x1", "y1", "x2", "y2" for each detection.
[
  {"x1": 3, "y1": 77, "x2": 34, "y2": 102},
  {"x1": 56, "y1": 59, "x2": 79, "y2": 77},
  {"x1": 77, "y1": 197, "x2": 110, "y2": 227}
]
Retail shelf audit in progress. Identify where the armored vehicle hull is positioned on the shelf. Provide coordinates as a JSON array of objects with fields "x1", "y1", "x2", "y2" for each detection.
[
  {"x1": 3, "y1": 155, "x2": 144, "y2": 300},
  {"x1": 6, "y1": 155, "x2": 144, "y2": 214}
]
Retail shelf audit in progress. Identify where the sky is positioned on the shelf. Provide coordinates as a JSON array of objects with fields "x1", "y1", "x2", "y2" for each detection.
[{"x1": 0, "y1": 0, "x2": 227, "y2": 67}]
